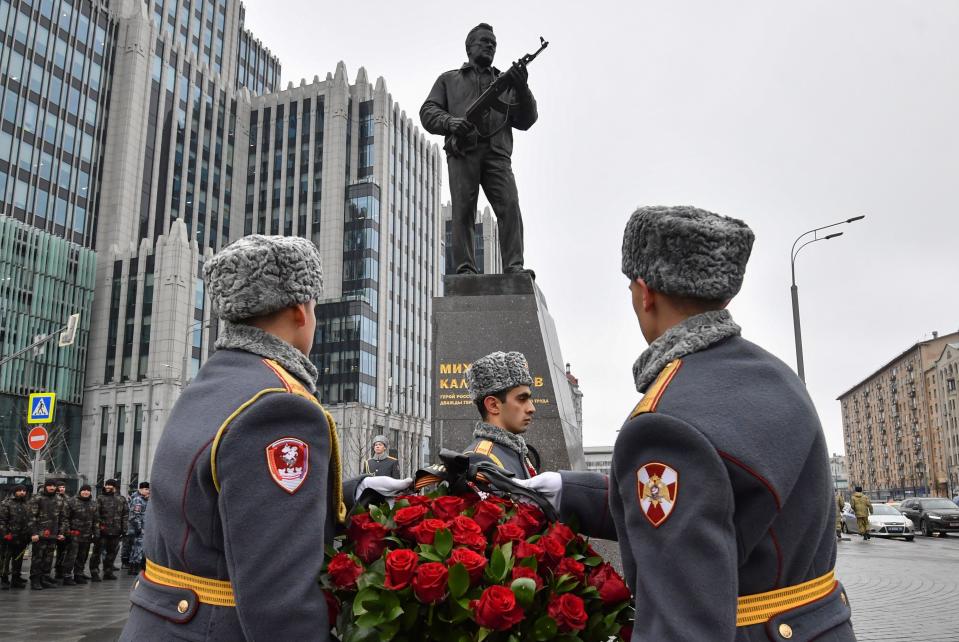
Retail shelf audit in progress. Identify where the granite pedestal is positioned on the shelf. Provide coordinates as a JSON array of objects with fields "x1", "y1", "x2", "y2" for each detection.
[{"x1": 431, "y1": 273, "x2": 585, "y2": 471}]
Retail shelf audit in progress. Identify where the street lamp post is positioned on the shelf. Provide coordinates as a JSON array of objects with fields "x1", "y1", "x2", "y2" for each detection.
[{"x1": 790, "y1": 215, "x2": 865, "y2": 383}]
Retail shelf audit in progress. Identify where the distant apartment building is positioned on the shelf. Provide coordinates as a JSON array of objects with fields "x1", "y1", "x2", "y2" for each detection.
[
  {"x1": 584, "y1": 445, "x2": 612, "y2": 475},
  {"x1": 927, "y1": 342, "x2": 959, "y2": 496},
  {"x1": 441, "y1": 202, "x2": 502, "y2": 275},
  {"x1": 839, "y1": 330, "x2": 959, "y2": 499}
]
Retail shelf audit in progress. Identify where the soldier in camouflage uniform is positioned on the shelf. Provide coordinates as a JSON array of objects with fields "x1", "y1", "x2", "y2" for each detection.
[
  {"x1": 29, "y1": 479, "x2": 66, "y2": 590},
  {"x1": 62, "y1": 484, "x2": 98, "y2": 585},
  {"x1": 0, "y1": 485, "x2": 32, "y2": 589},
  {"x1": 53, "y1": 479, "x2": 71, "y2": 580},
  {"x1": 90, "y1": 478, "x2": 127, "y2": 581},
  {"x1": 462, "y1": 351, "x2": 538, "y2": 480},
  {"x1": 126, "y1": 481, "x2": 150, "y2": 575}
]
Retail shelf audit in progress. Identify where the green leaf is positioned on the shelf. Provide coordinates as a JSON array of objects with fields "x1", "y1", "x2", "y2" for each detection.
[
  {"x1": 583, "y1": 556, "x2": 603, "y2": 567},
  {"x1": 488, "y1": 546, "x2": 507, "y2": 582},
  {"x1": 356, "y1": 611, "x2": 385, "y2": 628},
  {"x1": 510, "y1": 577, "x2": 536, "y2": 608},
  {"x1": 369, "y1": 504, "x2": 385, "y2": 522},
  {"x1": 448, "y1": 563, "x2": 470, "y2": 599},
  {"x1": 477, "y1": 628, "x2": 491, "y2": 642},
  {"x1": 385, "y1": 535, "x2": 406, "y2": 547},
  {"x1": 353, "y1": 587, "x2": 382, "y2": 616},
  {"x1": 519, "y1": 556, "x2": 538, "y2": 571},
  {"x1": 532, "y1": 615, "x2": 558, "y2": 641},
  {"x1": 434, "y1": 528, "x2": 453, "y2": 557}
]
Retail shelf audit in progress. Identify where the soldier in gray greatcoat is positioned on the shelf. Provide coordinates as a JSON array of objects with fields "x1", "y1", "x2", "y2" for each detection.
[
  {"x1": 461, "y1": 351, "x2": 538, "y2": 480},
  {"x1": 518, "y1": 206, "x2": 856, "y2": 641},
  {"x1": 120, "y1": 235, "x2": 410, "y2": 642},
  {"x1": 364, "y1": 436, "x2": 401, "y2": 478}
]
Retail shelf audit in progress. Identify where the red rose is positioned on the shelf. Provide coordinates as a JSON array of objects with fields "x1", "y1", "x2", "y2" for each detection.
[
  {"x1": 548, "y1": 593, "x2": 588, "y2": 632},
  {"x1": 410, "y1": 518, "x2": 447, "y2": 545},
  {"x1": 454, "y1": 530, "x2": 488, "y2": 551},
  {"x1": 354, "y1": 519, "x2": 389, "y2": 563},
  {"x1": 450, "y1": 516, "x2": 487, "y2": 550},
  {"x1": 384, "y1": 548, "x2": 419, "y2": 590},
  {"x1": 470, "y1": 585, "x2": 526, "y2": 631},
  {"x1": 514, "y1": 540, "x2": 545, "y2": 562},
  {"x1": 396, "y1": 494, "x2": 431, "y2": 506},
  {"x1": 513, "y1": 504, "x2": 545, "y2": 536},
  {"x1": 448, "y1": 547, "x2": 488, "y2": 584},
  {"x1": 549, "y1": 523, "x2": 576, "y2": 547},
  {"x1": 326, "y1": 553, "x2": 363, "y2": 589},
  {"x1": 347, "y1": 513, "x2": 372, "y2": 542},
  {"x1": 589, "y1": 563, "x2": 631, "y2": 604},
  {"x1": 555, "y1": 557, "x2": 586, "y2": 583},
  {"x1": 432, "y1": 495, "x2": 466, "y2": 520},
  {"x1": 494, "y1": 522, "x2": 526, "y2": 546},
  {"x1": 323, "y1": 590, "x2": 340, "y2": 627},
  {"x1": 472, "y1": 500, "x2": 505, "y2": 533},
  {"x1": 620, "y1": 622, "x2": 634, "y2": 641},
  {"x1": 412, "y1": 562, "x2": 449, "y2": 604},
  {"x1": 394, "y1": 505, "x2": 429, "y2": 529},
  {"x1": 511, "y1": 564, "x2": 543, "y2": 590},
  {"x1": 539, "y1": 534, "x2": 566, "y2": 568},
  {"x1": 449, "y1": 515, "x2": 482, "y2": 536}
]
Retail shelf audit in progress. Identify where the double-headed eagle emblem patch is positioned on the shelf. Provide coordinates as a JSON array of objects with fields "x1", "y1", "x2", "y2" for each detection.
[{"x1": 636, "y1": 462, "x2": 678, "y2": 527}]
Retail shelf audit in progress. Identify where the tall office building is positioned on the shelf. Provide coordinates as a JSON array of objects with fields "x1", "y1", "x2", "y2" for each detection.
[
  {"x1": 0, "y1": 0, "x2": 116, "y2": 478},
  {"x1": 49, "y1": 1, "x2": 442, "y2": 487},
  {"x1": 243, "y1": 66, "x2": 442, "y2": 477}
]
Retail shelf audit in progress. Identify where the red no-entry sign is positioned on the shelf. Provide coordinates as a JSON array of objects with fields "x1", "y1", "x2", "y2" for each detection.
[{"x1": 28, "y1": 426, "x2": 48, "y2": 451}]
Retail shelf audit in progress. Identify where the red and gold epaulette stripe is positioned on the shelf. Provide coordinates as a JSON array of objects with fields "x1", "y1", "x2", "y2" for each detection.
[
  {"x1": 628, "y1": 359, "x2": 682, "y2": 420},
  {"x1": 465, "y1": 440, "x2": 505, "y2": 469}
]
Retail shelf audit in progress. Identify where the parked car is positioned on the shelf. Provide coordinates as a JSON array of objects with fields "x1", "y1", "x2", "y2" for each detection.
[
  {"x1": 898, "y1": 498, "x2": 959, "y2": 536},
  {"x1": 841, "y1": 503, "x2": 915, "y2": 540}
]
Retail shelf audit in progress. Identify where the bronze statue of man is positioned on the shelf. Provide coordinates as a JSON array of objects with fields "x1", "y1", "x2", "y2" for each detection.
[{"x1": 420, "y1": 23, "x2": 538, "y2": 277}]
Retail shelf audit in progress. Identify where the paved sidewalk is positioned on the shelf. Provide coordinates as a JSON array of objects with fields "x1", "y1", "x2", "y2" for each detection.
[
  {"x1": 2, "y1": 534, "x2": 956, "y2": 640},
  {"x1": 837, "y1": 532, "x2": 959, "y2": 641},
  {"x1": 0, "y1": 561, "x2": 135, "y2": 642}
]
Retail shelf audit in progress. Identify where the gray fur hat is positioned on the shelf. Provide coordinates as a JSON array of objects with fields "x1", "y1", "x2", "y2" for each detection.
[
  {"x1": 204, "y1": 235, "x2": 323, "y2": 322},
  {"x1": 466, "y1": 351, "x2": 533, "y2": 401},
  {"x1": 621, "y1": 206, "x2": 754, "y2": 301},
  {"x1": 372, "y1": 435, "x2": 388, "y2": 447}
]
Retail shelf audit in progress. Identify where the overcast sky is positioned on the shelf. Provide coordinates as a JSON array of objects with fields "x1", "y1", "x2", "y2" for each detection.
[{"x1": 243, "y1": 0, "x2": 959, "y2": 454}]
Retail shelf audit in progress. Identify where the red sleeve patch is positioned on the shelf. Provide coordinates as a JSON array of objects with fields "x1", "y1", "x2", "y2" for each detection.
[{"x1": 266, "y1": 437, "x2": 309, "y2": 494}]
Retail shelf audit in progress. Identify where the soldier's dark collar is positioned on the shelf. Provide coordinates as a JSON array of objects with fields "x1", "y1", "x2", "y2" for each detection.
[{"x1": 460, "y1": 62, "x2": 501, "y2": 76}]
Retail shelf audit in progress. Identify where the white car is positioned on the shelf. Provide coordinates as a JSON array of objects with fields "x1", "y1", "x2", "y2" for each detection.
[{"x1": 842, "y1": 503, "x2": 915, "y2": 541}]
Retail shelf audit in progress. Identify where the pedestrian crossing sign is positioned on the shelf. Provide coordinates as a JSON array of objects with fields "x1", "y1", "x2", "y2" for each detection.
[{"x1": 27, "y1": 392, "x2": 56, "y2": 424}]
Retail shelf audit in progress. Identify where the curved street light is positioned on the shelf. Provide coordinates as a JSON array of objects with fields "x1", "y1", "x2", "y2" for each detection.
[{"x1": 790, "y1": 215, "x2": 866, "y2": 383}]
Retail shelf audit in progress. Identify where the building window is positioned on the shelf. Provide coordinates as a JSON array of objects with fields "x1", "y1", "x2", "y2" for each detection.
[{"x1": 114, "y1": 406, "x2": 126, "y2": 485}]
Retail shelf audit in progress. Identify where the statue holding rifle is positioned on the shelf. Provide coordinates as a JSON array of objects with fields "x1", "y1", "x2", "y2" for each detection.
[{"x1": 420, "y1": 24, "x2": 548, "y2": 277}]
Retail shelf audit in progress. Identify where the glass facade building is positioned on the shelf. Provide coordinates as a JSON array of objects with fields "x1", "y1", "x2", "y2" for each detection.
[
  {"x1": 0, "y1": 216, "x2": 94, "y2": 475},
  {"x1": 0, "y1": 0, "x2": 116, "y2": 248}
]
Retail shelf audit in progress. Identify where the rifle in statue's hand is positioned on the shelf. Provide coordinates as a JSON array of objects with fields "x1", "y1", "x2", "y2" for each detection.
[{"x1": 445, "y1": 36, "x2": 549, "y2": 158}]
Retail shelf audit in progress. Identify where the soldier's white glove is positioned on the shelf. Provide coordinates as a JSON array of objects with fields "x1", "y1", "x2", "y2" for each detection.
[
  {"x1": 355, "y1": 476, "x2": 413, "y2": 501},
  {"x1": 513, "y1": 472, "x2": 562, "y2": 512}
]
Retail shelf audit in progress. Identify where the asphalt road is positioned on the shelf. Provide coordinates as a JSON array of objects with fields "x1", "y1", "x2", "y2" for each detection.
[{"x1": 1, "y1": 533, "x2": 956, "y2": 640}]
